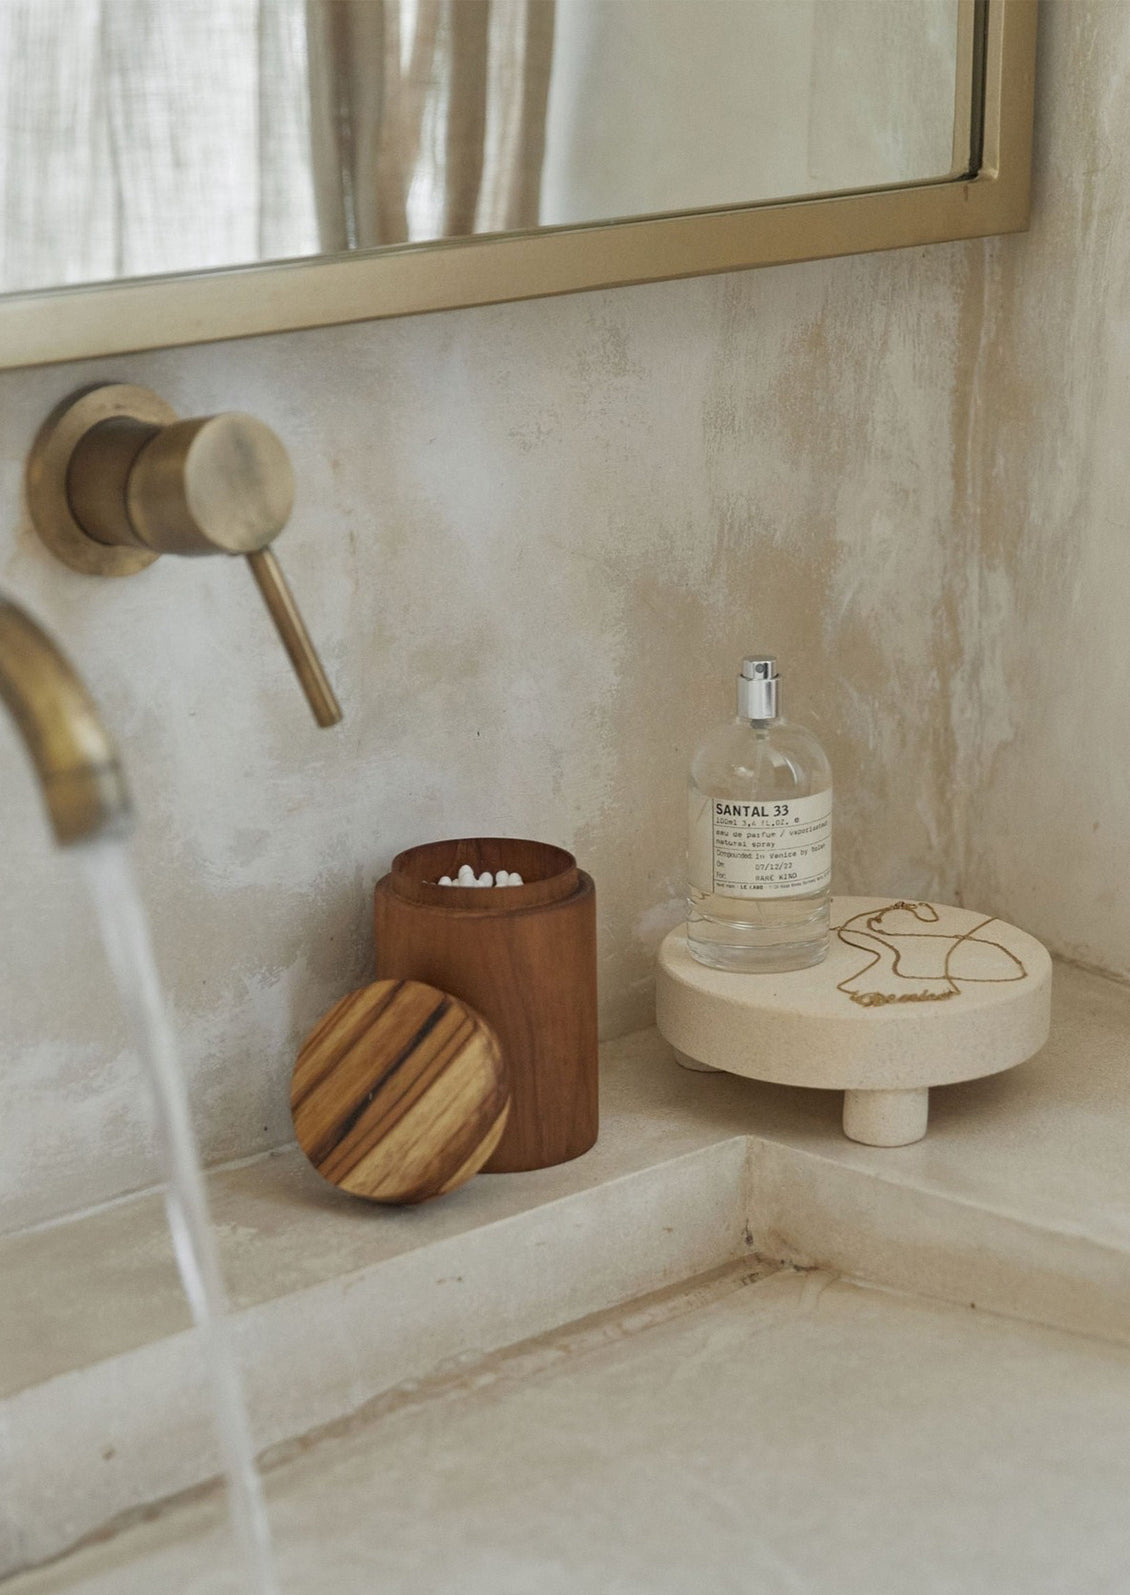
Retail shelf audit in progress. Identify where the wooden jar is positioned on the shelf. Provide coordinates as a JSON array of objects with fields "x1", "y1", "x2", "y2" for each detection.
[{"x1": 374, "y1": 838, "x2": 598, "y2": 1172}]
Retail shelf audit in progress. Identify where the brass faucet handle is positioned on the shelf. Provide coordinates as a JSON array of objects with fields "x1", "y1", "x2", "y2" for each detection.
[
  {"x1": 126, "y1": 413, "x2": 295, "y2": 558},
  {"x1": 246, "y1": 548, "x2": 342, "y2": 728},
  {"x1": 28, "y1": 384, "x2": 343, "y2": 731}
]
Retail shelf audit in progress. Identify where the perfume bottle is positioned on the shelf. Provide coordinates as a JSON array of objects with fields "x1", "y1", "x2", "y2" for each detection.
[{"x1": 687, "y1": 656, "x2": 832, "y2": 972}]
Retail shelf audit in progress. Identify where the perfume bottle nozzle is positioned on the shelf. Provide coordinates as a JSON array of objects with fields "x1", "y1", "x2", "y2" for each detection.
[{"x1": 738, "y1": 655, "x2": 779, "y2": 718}]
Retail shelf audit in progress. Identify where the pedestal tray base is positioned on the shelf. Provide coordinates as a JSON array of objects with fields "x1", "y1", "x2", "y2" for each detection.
[{"x1": 656, "y1": 897, "x2": 1052, "y2": 1146}]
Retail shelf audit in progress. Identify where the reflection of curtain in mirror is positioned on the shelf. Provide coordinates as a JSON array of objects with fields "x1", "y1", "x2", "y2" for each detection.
[
  {"x1": 0, "y1": 0, "x2": 319, "y2": 294},
  {"x1": 306, "y1": 0, "x2": 555, "y2": 250},
  {"x1": 807, "y1": 0, "x2": 959, "y2": 190}
]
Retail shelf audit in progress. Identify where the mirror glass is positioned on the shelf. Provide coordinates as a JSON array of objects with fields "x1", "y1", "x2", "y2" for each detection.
[{"x1": 0, "y1": 0, "x2": 966, "y2": 299}]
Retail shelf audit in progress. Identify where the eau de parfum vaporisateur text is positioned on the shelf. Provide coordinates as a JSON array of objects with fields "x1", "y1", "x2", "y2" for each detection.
[{"x1": 687, "y1": 656, "x2": 832, "y2": 972}]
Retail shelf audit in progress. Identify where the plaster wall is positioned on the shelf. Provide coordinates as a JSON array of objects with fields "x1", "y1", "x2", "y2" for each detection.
[
  {"x1": 0, "y1": 240, "x2": 966, "y2": 1233},
  {"x1": 958, "y1": 2, "x2": 1130, "y2": 979}
]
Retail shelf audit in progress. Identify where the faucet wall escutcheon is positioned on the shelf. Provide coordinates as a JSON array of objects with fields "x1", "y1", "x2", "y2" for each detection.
[{"x1": 26, "y1": 383, "x2": 342, "y2": 729}]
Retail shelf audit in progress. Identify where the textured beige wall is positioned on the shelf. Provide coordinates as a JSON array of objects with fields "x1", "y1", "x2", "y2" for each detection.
[
  {"x1": 0, "y1": 243, "x2": 969, "y2": 1232},
  {"x1": 958, "y1": 2, "x2": 1130, "y2": 977}
]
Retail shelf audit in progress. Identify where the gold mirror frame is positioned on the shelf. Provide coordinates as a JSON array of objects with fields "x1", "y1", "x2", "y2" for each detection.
[{"x1": 0, "y1": 0, "x2": 1034, "y2": 373}]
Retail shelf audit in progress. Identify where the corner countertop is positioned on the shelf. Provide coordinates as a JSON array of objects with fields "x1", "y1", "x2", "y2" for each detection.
[
  {"x1": 4, "y1": 958, "x2": 1128, "y2": 1398},
  {"x1": 3, "y1": 960, "x2": 1130, "y2": 1579}
]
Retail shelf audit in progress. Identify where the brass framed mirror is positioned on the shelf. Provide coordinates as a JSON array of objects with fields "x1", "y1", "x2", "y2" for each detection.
[{"x1": 0, "y1": 0, "x2": 1035, "y2": 371}]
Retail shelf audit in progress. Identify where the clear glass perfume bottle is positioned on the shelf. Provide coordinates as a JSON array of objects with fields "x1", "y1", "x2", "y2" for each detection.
[{"x1": 687, "y1": 656, "x2": 832, "y2": 972}]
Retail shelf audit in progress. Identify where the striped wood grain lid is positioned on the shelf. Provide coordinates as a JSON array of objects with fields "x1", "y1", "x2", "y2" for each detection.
[{"x1": 291, "y1": 978, "x2": 510, "y2": 1205}]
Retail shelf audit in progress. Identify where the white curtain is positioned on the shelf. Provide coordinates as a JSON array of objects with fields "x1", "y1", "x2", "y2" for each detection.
[
  {"x1": 305, "y1": 0, "x2": 555, "y2": 250},
  {"x1": 0, "y1": 0, "x2": 319, "y2": 294},
  {"x1": 0, "y1": 0, "x2": 555, "y2": 295}
]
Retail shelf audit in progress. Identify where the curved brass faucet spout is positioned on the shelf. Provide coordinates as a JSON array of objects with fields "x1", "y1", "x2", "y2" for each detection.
[{"x1": 0, "y1": 596, "x2": 131, "y2": 846}]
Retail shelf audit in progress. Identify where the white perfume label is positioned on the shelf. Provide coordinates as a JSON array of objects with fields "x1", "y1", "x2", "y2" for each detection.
[{"x1": 699, "y1": 789, "x2": 832, "y2": 897}]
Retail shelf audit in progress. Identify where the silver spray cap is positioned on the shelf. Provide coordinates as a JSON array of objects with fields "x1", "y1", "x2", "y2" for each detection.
[{"x1": 738, "y1": 655, "x2": 779, "y2": 720}]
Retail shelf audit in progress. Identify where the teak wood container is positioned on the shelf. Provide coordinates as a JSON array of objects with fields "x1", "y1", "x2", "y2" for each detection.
[{"x1": 373, "y1": 838, "x2": 598, "y2": 1172}]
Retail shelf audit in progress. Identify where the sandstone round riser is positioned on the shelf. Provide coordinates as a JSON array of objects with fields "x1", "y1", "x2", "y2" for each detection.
[
  {"x1": 842, "y1": 1087, "x2": 930, "y2": 1146},
  {"x1": 657, "y1": 898, "x2": 1052, "y2": 1146}
]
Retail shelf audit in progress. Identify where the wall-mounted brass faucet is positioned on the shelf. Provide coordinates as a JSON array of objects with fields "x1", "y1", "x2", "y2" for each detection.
[
  {"x1": 27, "y1": 384, "x2": 341, "y2": 728},
  {"x1": 0, "y1": 595, "x2": 131, "y2": 846}
]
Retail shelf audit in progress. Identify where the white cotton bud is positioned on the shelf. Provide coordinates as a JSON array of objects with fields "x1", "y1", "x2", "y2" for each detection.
[
  {"x1": 438, "y1": 875, "x2": 453, "y2": 886},
  {"x1": 507, "y1": 872, "x2": 523, "y2": 886},
  {"x1": 494, "y1": 870, "x2": 510, "y2": 886},
  {"x1": 457, "y1": 864, "x2": 476, "y2": 884},
  {"x1": 477, "y1": 871, "x2": 493, "y2": 886}
]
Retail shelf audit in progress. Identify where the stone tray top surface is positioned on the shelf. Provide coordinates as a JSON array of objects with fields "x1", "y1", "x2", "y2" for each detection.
[
  {"x1": 657, "y1": 897, "x2": 1053, "y2": 1088},
  {"x1": 1, "y1": 961, "x2": 1129, "y2": 1579}
]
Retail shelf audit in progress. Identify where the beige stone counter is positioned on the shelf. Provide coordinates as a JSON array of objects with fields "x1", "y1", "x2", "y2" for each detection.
[{"x1": 2, "y1": 960, "x2": 1128, "y2": 1581}]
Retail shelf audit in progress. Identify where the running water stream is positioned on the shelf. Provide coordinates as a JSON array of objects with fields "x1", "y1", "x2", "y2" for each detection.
[{"x1": 78, "y1": 839, "x2": 280, "y2": 1594}]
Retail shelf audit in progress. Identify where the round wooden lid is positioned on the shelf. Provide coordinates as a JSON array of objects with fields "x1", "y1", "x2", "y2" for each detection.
[{"x1": 291, "y1": 979, "x2": 510, "y2": 1205}]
